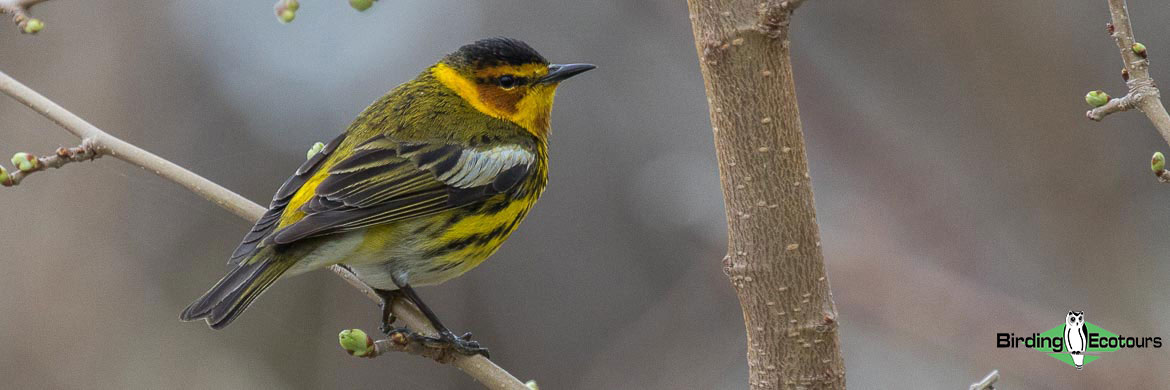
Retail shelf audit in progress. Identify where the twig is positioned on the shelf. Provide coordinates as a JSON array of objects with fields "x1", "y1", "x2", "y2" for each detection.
[
  {"x1": 1, "y1": 140, "x2": 99, "y2": 186},
  {"x1": 1086, "y1": 0, "x2": 1170, "y2": 181},
  {"x1": 0, "y1": 68, "x2": 527, "y2": 390},
  {"x1": 1157, "y1": 170, "x2": 1170, "y2": 182},
  {"x1": 968, "y1": 369, "x2": 1000, "y2": 390},
  {"x1": 0, "y1": 0, "x2": 50, "y2": 33}
]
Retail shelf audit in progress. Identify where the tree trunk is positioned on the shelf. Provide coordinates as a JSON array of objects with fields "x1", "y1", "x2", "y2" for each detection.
[{"x1": 686, "y1": 1, "x2": 845, "y2": 388}]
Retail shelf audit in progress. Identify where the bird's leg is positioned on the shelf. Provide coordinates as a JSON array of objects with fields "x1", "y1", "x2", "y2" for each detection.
[
  {"x1": 374, "y1": 288, "x2": 405, "y2": 335},
  {"x1": 392, "y1": 281, "x2": 490, "y2": 358}
]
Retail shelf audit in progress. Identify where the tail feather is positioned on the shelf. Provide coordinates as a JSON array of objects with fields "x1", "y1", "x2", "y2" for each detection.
[{"x1": 181, "y1": 249, "x2": 295, "y2": 329}]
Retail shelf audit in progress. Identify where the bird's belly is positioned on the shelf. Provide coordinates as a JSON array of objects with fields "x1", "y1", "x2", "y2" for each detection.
[
  {"x1": 342, "y1": 239, "x2": 505, "y2": 290},
  {"x1": 342, "y1": 200, "x2": 533, "y2": 289}
]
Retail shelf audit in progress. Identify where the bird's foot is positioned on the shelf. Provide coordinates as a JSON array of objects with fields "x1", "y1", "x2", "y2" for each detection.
[
  {"x1": 385, "y1": 327, "x2": 489, "y2": 358},
  {"x1": 374, "y1": 289, "x2": 404, "y2": 335},
  {"x1": 379, "y1": 313, "x2": 398, "y2": 335},
  {"x1": 437, "y1": 331, "x2": 489, "y2": 358}
]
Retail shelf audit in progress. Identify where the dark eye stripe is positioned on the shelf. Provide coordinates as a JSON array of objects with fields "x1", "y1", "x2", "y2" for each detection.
[{"x1": 475, "y1": 76, "x2": 531, "y2": 86}]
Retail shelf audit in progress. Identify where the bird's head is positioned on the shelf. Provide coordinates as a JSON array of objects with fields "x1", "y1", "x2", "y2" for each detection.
[{"x1": 432, "y1": 37, "x2": 594, "y2": 137}]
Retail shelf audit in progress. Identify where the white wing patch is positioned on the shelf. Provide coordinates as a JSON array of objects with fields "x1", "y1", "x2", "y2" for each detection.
[{"x1": 437, "y1": 145, "x2": 534, "y2": 188}]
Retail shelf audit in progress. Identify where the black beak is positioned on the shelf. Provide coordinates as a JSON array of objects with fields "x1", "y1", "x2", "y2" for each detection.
[{"x1": 538, "y1": 63, "x2": 596, "y2": 84}]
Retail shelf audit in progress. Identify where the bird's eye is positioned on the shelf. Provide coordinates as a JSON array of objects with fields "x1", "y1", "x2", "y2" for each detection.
[{"x1": 497, "y1": 75, "x2": 517, "y2": 89}]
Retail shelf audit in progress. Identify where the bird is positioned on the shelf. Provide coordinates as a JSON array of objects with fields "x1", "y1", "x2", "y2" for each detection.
[
  {"x1": 1064, "y1": 311, "x2": 1087, "y2": 370},
  {"x1": 180, "y1": 37, "x2": 594, "y2": 357}
]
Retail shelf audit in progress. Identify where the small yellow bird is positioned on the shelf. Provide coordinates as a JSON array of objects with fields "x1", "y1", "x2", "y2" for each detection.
[{"x1": 181, "y1": 37, "x2": 593, "y2": 357}]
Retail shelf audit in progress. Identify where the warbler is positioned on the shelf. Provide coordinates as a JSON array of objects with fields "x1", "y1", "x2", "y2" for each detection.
[{"x1": 180, "y1": 37, "x2": 593, "y2": 357}]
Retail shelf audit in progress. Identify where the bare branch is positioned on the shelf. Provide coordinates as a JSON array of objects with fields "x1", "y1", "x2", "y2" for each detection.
[
  {"x1": 968, "y1": 370, "x2": 1000, "y2": 390},
  {"x1": 0, "y1": 68, "x2": 528, "y2": 390}
]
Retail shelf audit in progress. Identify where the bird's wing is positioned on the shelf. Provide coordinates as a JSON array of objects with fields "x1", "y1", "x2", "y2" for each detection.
[
  {"x1": 265, "y1": 134, "x2": 536, "y2": 245},
  {"x1": 228, "y1": 133, "x2": 348, "y2": 265}
]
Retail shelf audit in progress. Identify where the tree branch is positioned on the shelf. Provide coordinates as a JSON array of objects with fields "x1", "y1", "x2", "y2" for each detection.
[
  {"x1": 968, "y1": 370, "x2": 1000, "y2": 390},
  {"x1": 1086, "y1": 0, "x2": 1170, "y2": 182},
  {"x1": 2, "y1": 0, "x2": 381, "y2": 31},
  {"x1": 0, "y1": 68, "x2": 528, "y2": 390},
  {"x1": 687, "y1": 0, "x2": 845, "y2": 389}
]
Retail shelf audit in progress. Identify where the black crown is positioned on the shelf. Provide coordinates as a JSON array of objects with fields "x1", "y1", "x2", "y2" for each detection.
[{"x1": 451, "y1": 37, "x2": 548, "y2": 67}]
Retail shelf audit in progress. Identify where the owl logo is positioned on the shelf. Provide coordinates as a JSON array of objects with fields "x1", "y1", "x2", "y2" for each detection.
[{"x1": 1064, "y1": 311, "x2": 1087, "y2": 370}]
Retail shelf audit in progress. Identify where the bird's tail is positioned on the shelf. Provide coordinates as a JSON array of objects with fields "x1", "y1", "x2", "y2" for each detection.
[{"x1": 180, "y1": 248, "x2": 294, "y2": 329}]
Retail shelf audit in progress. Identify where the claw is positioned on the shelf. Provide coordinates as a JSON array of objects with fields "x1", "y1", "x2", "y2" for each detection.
[
  {"x1": 439, "y1": 330, "x2": 490, "y2": 358},
  {"x1": 383, "y1": 328, "x2": 489, "y2": 358}
]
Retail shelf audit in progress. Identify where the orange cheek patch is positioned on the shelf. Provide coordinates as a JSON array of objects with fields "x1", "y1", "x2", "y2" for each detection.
[{"x1": 475, "y1": 85, "x2": 522, "y2": 115}]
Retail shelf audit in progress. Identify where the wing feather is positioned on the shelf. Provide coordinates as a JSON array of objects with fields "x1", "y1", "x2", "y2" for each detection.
[
  {"x1": 228, "y1": 133, "x2": 347, "y2": 264},
  {"x1": 266, "y1": 138, "x2": 535, "y2": 245}
]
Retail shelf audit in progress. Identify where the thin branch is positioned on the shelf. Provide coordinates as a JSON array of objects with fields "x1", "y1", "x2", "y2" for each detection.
[
  {"x1": 968, "y1": 370, "x2": 1000, "y2": 390},
  {"x1": 1086, "y1": 0, "x2": 1170, "y2": 175},
  {"x1": 1, "y1": 140, "x2": 99, "y2": 186},
  {"x1": 342, "y1": 301, "x2": 485, "y2": 362},
  {"x1": 1157, "y1": 170, "x2": 1170, "y2": 182},
  {"x1": 0, "y1": 68, "x2": 527, "y2": 390}
]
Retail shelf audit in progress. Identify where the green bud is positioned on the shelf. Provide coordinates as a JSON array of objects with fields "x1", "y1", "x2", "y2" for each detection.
[
  {"x1": 0, "y1": 166, "x2": 9, "y2": 186},
  {"x1": 279, "y1": 9, "x2": 296, "y2": 23},
  {"x1": 23, "y1": 18, "x2": 43, "y2": 34},
  {"x1": 350, "y1": 0, "x2": 374, "y2": 11},
  {"x1": 339, "y1": 329, "x2": 372, "y2": 357},
  {"x1": 1153, "y1": 152, "x2": 1165, "y2": 173},
  {"x1": 1133, "y1": 42, "x2": 1147, "y2": 58},
  {"x1": 526, "y1": 380, "x2": 540, "y2": 390},
  {"x1": 1085, "y1": 90, "x2": 1110, "y2": 107},
  {"x1": 285, "y1": 0, "x2": 300, "y2": 11},
  {"x1": 11, "y1": 152, "x2": 37, "y2": 172},
  {"x1": 306, "y1": 141, "x2": 325, "y2": 160}
]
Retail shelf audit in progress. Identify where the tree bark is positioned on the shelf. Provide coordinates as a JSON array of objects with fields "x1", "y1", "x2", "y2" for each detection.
[{"x1": 686, "y1": 1, "x2": 845, "y2": 389}]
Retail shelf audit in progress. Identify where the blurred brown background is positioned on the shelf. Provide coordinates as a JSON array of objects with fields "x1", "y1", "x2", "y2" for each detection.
[{"x1": 2, "y1": 0, "x2": 1169, "y2": 388}]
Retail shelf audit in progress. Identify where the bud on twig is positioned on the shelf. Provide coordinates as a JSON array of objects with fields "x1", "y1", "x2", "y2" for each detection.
[
  {"x1": 526, "y1": 380, "x2": 540, "y2": 390},
  {"x1": 1153, "y1": 152, "x2": 1165, "y2": 174},
  {"x1": 1133, "y1": 42, "x2": 1147, "y2": 58},
  {"x1": 11, "y1": 152, "x2": 37, "y2": 172},
  {"x1": 1122, "y1": 68, "x2": 1130, "y2": 82},
  {"x1": 1085, "y1": 90, "x2": 1111, "y2": 107},
  {"x1": 339, "y1": 329, "x2": 375, "y2": 357},
  {"x1": 307, "y1": 141, "x2": 325, "y2": 160},
  {"x1": 279, "y1": 9, "x2": 296, "y2": 23},
  {"x1": 0, "y1": 166, "x2": 9, "y2": 186},
  {"x1": 350, "y1": 0, "x2": 374, "y2": 11},
  {"x1": 23, "y1": 19, "x2": 43, "y2": 34},
  {"x1": 274, "y1": 0, "x2": 298, "y2": 23}
]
